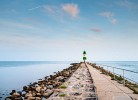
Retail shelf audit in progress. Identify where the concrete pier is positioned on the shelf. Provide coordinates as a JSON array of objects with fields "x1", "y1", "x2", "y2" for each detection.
[
  {"x1": 86, "y1": 63, "x2": 138, "y2": 100},
  {"x1": 48, "y1": 62, "x2": 138, "y2": 100}
]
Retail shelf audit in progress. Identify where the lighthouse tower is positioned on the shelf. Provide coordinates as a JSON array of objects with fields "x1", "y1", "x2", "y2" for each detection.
[{"x1": 83, "y1": 50, "x2": 87, "y2": 62}]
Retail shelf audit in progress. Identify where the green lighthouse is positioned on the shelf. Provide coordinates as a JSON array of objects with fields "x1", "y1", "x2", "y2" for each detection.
[{"x1": 83, "y1": 50, "x2": 87, "y2": 62}]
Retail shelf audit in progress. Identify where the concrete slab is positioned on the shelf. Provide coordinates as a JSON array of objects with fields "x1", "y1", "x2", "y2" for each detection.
[
  {"x1": 86, "y1": 63, "x2": 133, "y2": 100},
  {"x1": 113, "y1": 96, "x2": 132, "y2": 100}
]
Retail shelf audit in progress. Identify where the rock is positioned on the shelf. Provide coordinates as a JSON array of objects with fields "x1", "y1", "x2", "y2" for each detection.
[
  {"x1": 83, "y1": 97, "x2": 97, "y2": 100},
  {"x1": 23, "y1": 86, "x2": 28, "y2": 91},
  {"x1": 70, "y1": 92, "x2": 82, "y2": 96},
  {"x1": 21, "y1": 91, "x2": 26, "y2": 97},
  {"x1": 82, "y1": 92, "x2": 96, "y2": 98},
  {"x1": 17, "y1": 91, "x2": 22, "y2": 96},
  {"x1": 47, "y1": 85, "x2": 53, "y2": 89},
  {"x1": 8, "y1": 90, "x2": 22, "y2": 100},
  {"x1": 13, "y1": 92, "x2": 20, "y2": 97},
  {"x1": 43, "y1": 89, "x2": 53, "y2": 98},
  {"x1": 36, "y1": 86, "x2": 41, "y2": 93},
  {"x1": 25, "y1": 91, "x2": 33, "y2": 99},
  {"x1": 36, "y1": 92, "x2": 41, "y2": 97},
  {"x1": 40, "y1": 85, "x2": 47, "y2": 94},
  {"x1": 38, "y1": 80, "x2": 44, "y2": 85},
  {"x1": 56, "y1": 76, "x2": 64, "y2": 82},
  {"x1": 54, "y1": 89, "x2": 63, "y2": 93},
  {"x1": 5, "y1": 96, "x2": 12, "y2": 100}
]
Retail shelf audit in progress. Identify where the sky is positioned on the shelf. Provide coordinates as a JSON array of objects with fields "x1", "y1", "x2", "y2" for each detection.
[{"x1": 0, "y1": 0, "x2": 138, "y2": 61}]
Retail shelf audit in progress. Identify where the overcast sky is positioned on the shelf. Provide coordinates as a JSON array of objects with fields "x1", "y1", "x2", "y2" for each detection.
[{"x1": 0, "y1": 0, "x2": 138, "y2": 61}]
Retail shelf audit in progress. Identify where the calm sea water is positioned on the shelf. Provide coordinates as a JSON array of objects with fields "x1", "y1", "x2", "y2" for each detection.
[
  {"x1": 94, "y1": 61, "x2": 138, "y2": 84},
  {"x1": 0, "y1": 61, "x2": 75, "y2": 99}
]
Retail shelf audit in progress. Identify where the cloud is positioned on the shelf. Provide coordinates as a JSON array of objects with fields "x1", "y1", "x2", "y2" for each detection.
[
  {"x1": 43, "y1": 5, "x2": 67, "y2": 23},
  {"x1": 28, "y1": 5, "x2": 43, "y2": 11},
  {"x1": 111, "y1": 18, "x2": 118, "y2": 24},
  {"x1": 0, "y1": 32, "x2": 54, "y2": 48},
  {"x1": 43, "y1": 4, "x2": 79, "y2": 20},
  {"x1": 99, "y1": 12, "x2": 118, "y2": 24},
  {"x1": 28, "y1": 3, "x2": 79, "y2": 18},
  {"x1": 117, "y1": 0, "x2": 138, "y2": 9},
  {"x1": 90, "y1": 28, "x2": 102, "y2": 32},
  {"x1": 99, "y1": 12, "x2": 113, "y2": 18},
  {"x1": 44, "y1": 6, "x2": 56, "y2": 14},
  {"x1": 62, "y1": 4, "x2": 79, "y2": 17},
  {"x1": 1, "y1": 20, "x2": 34, "y2": 29}
]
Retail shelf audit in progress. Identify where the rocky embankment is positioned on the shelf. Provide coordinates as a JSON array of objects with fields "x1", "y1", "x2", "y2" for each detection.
[
  {"x1": 5, "y1": 63, "x2": 81, "y2": 100},
  {"x1": 47, "y1": 63, "x2": 98, "y2": 100}
]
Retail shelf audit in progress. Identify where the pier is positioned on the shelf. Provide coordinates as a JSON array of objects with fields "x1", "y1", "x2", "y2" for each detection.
[
  {"x1": 48, "y1": 63, "x2": 98, "y2": 100},
  {"x1": 5, "y1": 62, "x2": 138, "y2": 100},
  {"x1": 87, "y1": 63, "x2": 138, "y2": 100}
]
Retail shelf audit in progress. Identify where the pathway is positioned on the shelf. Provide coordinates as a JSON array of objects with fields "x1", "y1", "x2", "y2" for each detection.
[{"x1": 86, "y1": 63, "x2": 138, "y2": 100}]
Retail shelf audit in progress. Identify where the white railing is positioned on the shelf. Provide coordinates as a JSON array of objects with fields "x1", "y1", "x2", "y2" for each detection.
[{"x1": 98, "y1": 64, "x2": 138, "y2": 85}]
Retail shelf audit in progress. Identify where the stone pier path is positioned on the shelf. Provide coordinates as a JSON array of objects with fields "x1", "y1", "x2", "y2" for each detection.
[
  {"x1": 48, "y1": 63, "x2": 97, "y2": 100},
  {"x1": 86, "y1": 63, "x2": 138, "y2": 100}
]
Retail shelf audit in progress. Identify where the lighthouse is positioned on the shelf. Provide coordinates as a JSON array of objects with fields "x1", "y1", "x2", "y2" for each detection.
[{"x1": 83, "y1": 50, "x2": 87, "y2": 62}]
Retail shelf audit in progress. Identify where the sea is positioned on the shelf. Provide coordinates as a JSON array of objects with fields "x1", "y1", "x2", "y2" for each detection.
[
  {"x1": 0, "y1": 61, "x2": 138, "y2": 99},
  {"x1": 0, "y1": 61, "x2": 75, "y2": 99}
]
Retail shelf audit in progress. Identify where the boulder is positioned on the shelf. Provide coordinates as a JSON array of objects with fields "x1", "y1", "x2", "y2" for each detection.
[{"x1": 43, "y1": 89, "x2": 53, "y2": 98}]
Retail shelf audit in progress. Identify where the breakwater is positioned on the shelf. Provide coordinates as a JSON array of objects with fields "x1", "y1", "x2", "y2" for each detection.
[
  {"x1": 48, "y1": 63, "x2": 98, "y2": 100},
  {"x1": 5, "y1": 63, "x2": 81, "y2": 100},
  {"x1": 88, "y1": 63, "x2": 138, "y2": 94}
]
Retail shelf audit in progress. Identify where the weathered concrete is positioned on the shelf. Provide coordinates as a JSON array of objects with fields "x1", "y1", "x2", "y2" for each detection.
[
  {"x1": 86, "y1": 63, "x2": 138, "y2": 100},
  {"x1": 48, "y1": 63, "x2": 97, "y2": 100}
]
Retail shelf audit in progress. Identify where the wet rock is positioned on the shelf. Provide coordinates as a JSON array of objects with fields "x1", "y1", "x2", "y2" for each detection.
[
  {"x1": 17, "y1": 91, "x2": 22, "y2": 96},
  {"x1": 32, "y1": 82, "x2": 37, "y2": 86},
  {"x1": 21, "y1": 91, "x2": 26, "y2": 97},
  {"x1": 23, "y1": 86, "x2": 28, "y2": 91},
  {"x1": 38, "y1": 80, "x2": 44, "y2": 85},
  {"x1": 6, "y1": 90, "x2": 22, "y2": 100}
]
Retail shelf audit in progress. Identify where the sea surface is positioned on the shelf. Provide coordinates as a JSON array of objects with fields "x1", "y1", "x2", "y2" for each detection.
[
  {"x1": 0, "y1": 61, "x2": 75, "y2": 99},
  {"x1": 94, "y1": 61, "x2": 138, "y2": 84}
]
